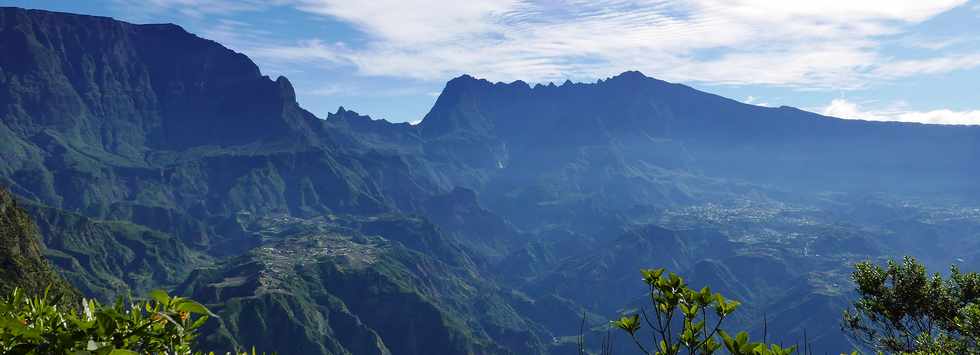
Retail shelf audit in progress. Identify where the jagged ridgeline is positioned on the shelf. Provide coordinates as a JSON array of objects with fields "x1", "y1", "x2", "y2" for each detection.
[
  {"x1": 0, "y1": 7, "x2": 543, "y2": 354},
  {"x1": 4, "y1": 5, "x2": 980, "y2": 355}
]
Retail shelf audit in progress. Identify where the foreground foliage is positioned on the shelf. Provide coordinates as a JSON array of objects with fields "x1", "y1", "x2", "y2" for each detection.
[
  {"x1": 612, "y1": 268, "x2": 796, "y2": 355},
  {"x1": 843, "y1": 256, "x2": 980, "y2": 354},
  {"x1": 0, "y1": 288, "x2": 214, "y2": 354}
]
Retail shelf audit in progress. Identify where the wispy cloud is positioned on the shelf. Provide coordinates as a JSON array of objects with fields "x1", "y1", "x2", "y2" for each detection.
[
  {"x1": 304, "y1": 83, "x2": 434, "y2": 98},
  {"x1": 110, "y1": 0, "x2": 279, "y2": 19},
  {"x1": 307, "y1": 85, "x2": 345, "y2": 97},
  {"x1": 822, "y1": 98, "x2": 980, "y2": 125},
  {"x1": 268, "y1": 0, "x2": 970, "y2": 88},
  {"x1": 102, "y1": 0, "x2": 980, "y2": 125},
  {"x1": 295, "y1": 0, "x2": 521, "y2": 45},
  {"x1": 109, "y1": 0, "x2": 973, "y2": 89},
  {"x1": 248, "y1": 39, "x2": 350, "y2": 65},
  {"x1": 895, "y1": 35, "x2": 972, "y2": 50},
  {"x1": 872, "y1": 53, "x2": 980, "y2": 78},
  {"x1": 743, "y1": 96, "x2": 770, "y2": 107}
]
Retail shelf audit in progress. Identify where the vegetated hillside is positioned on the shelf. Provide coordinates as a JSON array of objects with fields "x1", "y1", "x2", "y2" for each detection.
[
  {"x1": 0, "y1": 6, "x2": 441, "y2": 226},
  {"x1": 3, "y1": 6, "x2": 980, "y2": 354},
  {"x1": 25, "y1": 201, "x2": 205, "y2": 300},
  {"x1": 0, "y1": 7, "x2": 545, "y2": 354},
  {"x1": 0, "y1": 187, "x2": 77, "y2": 302},
  {"x1": 177, "y1": 214, "x2": 550, "y2": 355}
]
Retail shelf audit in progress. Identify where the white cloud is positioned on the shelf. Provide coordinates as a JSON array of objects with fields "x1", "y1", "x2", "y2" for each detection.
[
  {"x1": 821, "y1": 99, "x2": 980, "y2": 125},
  {"x1": 248, "y1": 39, "x2": 350, "y2": 65},
  {"x1": 897, "y1": 35, "x2": 970, "y2": 50},
  {"x1": 307, "y1": 85, "x2": 345, "y2": 97},
  {"x1": 873, "y1": 54, "x2": 980, "y2": 78},
  {"x1": 108, "y1": 0, "x2": 976, "y2": 91},
  {"x1": 898, "y1": 110, "x2": 980, "y2": 125},
  {"x1": 822, "y1": 99, "x2": 875, "y2": 119},
  {"x1": 197, "y1": 19, "x2": 274, "y2": 49},
  {"x1": 111, "y1": 0, "x2": 280, "y2": 19},
  {"x1": 301, "y1": 83, "x2": 434, "y2": 98},
  {"x1": 295, "y1": 0, "x2": 521, "y2": 45},
  {"x1": 265, "y1": 0, "x2": 969, "y2": 87},
  {"x1": 743, "y1": 96, "x2": 770, "y2": 107}
]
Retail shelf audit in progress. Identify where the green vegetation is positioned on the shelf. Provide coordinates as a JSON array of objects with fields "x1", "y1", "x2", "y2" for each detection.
[
  {"x1": 843, "y1": 256, "x2": 980, "y2": 354},
  {"x1": 0, "y1": 287, "x2": 277, "y2": 355},
  {"x1": 179, "y1": 214, "x2": 548, "y2": 355},
  {"x1": 0, "y1": 188, "x2": 79, "y2": 304},
  {"x1": 0, "y1": 288, "x2": 213, "y2": 354},
  {"x1": 608, "y1": 260, "x2": 980, "y2": 355},
  {"x1": 7, "y1": 7, "x2": 980, "y2": 355},
  {"x1": 612, "y1": 268, "x2": 796, "y2": 355},
  {"x1": 29, "y1": 204, "x2": 203, "y2": 301}
]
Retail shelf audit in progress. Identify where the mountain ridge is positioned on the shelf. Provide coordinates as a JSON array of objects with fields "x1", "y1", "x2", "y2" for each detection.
[
  {"x1": 419, "y1": 69, "x2": 980, "y2": 198},
  {"x1": 3, "y1": 6, "x2": 980, "y2": 354}
]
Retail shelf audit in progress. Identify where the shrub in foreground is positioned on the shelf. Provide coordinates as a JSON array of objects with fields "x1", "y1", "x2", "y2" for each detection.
[
  {"x1": 843, "y1": 256, "x2": 980, "y2": 354},
  {"x1": 612, "y1": 268, "x2": 796, "y2": 355},
  {"x1": 0, "y1": 287, "x2": 268, "y2": 354}
]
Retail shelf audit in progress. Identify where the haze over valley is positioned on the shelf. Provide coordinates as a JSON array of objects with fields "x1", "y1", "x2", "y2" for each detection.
[{"x1": 2, "y1": 3, "x2": 980, "y2": 354}]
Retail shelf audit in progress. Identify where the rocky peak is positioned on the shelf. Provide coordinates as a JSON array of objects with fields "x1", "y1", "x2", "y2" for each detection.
[{"x1": 276, "y1": 76, "x2": 297, "y2": 102}]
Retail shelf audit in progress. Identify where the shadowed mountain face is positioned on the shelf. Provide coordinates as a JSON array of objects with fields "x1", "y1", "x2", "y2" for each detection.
[
  {"x1": 0, "y1": 7, "x2": 447, "y2": 229},
  {"x1": 0, "y1": 187, "x2": 77, "y2": 302},
  {"x1": 3, "y1": 6, "x2": 980, "y2": 355},
  {"x1": 0, "y1": 7, "x2": 317, "y2": 152},
  {"x1": 421, "y1": 72, "x2": 980, "y2": 195},
  {"x1": 0, "y1": 7, "x2": 541, "y2": 354}
]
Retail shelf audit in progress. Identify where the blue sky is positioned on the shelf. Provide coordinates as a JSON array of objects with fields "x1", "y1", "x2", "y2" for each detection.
[{"x1": 4, "y1": 0, "x2": 980, "y2": 125}]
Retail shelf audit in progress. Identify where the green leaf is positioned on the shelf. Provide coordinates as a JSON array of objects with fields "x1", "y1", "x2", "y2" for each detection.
[
  {"x1": 148, "y1": 289, "x2": 170, "y2": 306},
  {"x1": 155, "y1": 312, "x2": 184, "y2": 330},
  {"x1": 191, "y1": 314, "x2": 210, "y2": 329},
  {"x1": 736, "y1": 331, "x2": 749, "y2": 345},
  {"x1": 612, "y1": 314, "x2": 641, "y2": 334},
  {"x1": 0, "y1": 318, "x2": 28, "y2": 332},
  {"x1": 175, "y1": 299, "x2": 214, "y2": 316},
  {"x1": 720, "y1": 330, "x2": 737, "y2": 352},
  {"x1": 108, "y1": 350, "x2": 139, "y2": 355},
  {"x1": 641, "y1": 268, "x2": 664, "y2": 284}
]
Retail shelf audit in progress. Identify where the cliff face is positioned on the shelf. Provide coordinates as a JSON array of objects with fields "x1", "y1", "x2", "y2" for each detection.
[
  {"x1": 421, "y1": 72, "x2": 980, "y2": 195},
  {"x1": 0, "y1": 187, "x2": 77, "y2": 301},
  {"x1": 0, "y1": 8, "x2": 541, "y2": 354},
  {"x1": 0, "y1": 7, "x2": 441, "y2": 236},
  {"x1": 0, "y1": 7, "x2": 317, "y2": 153},
  {"x1": 6, "y1": 6, "x2": 980, "y2": 355}
]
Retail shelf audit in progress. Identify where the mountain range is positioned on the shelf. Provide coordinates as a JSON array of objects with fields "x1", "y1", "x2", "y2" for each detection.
[{"x1": 2, "y1": 6, "x2": 980, "y2": 354}]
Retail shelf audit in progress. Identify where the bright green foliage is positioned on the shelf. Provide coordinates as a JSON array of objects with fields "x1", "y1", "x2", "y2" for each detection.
[
  {"x1": 718, "y1": 331, "x2": 795, "y2": 355},
  {"x1": 612, "y1": 268, "x2": 796, "y2": 355},
  {"x1": 843, "y1": 256, "x2": 980, "y2": 354},
  {"x1": 0, "y1": 288, "x2": 213, "y2": 354}
]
